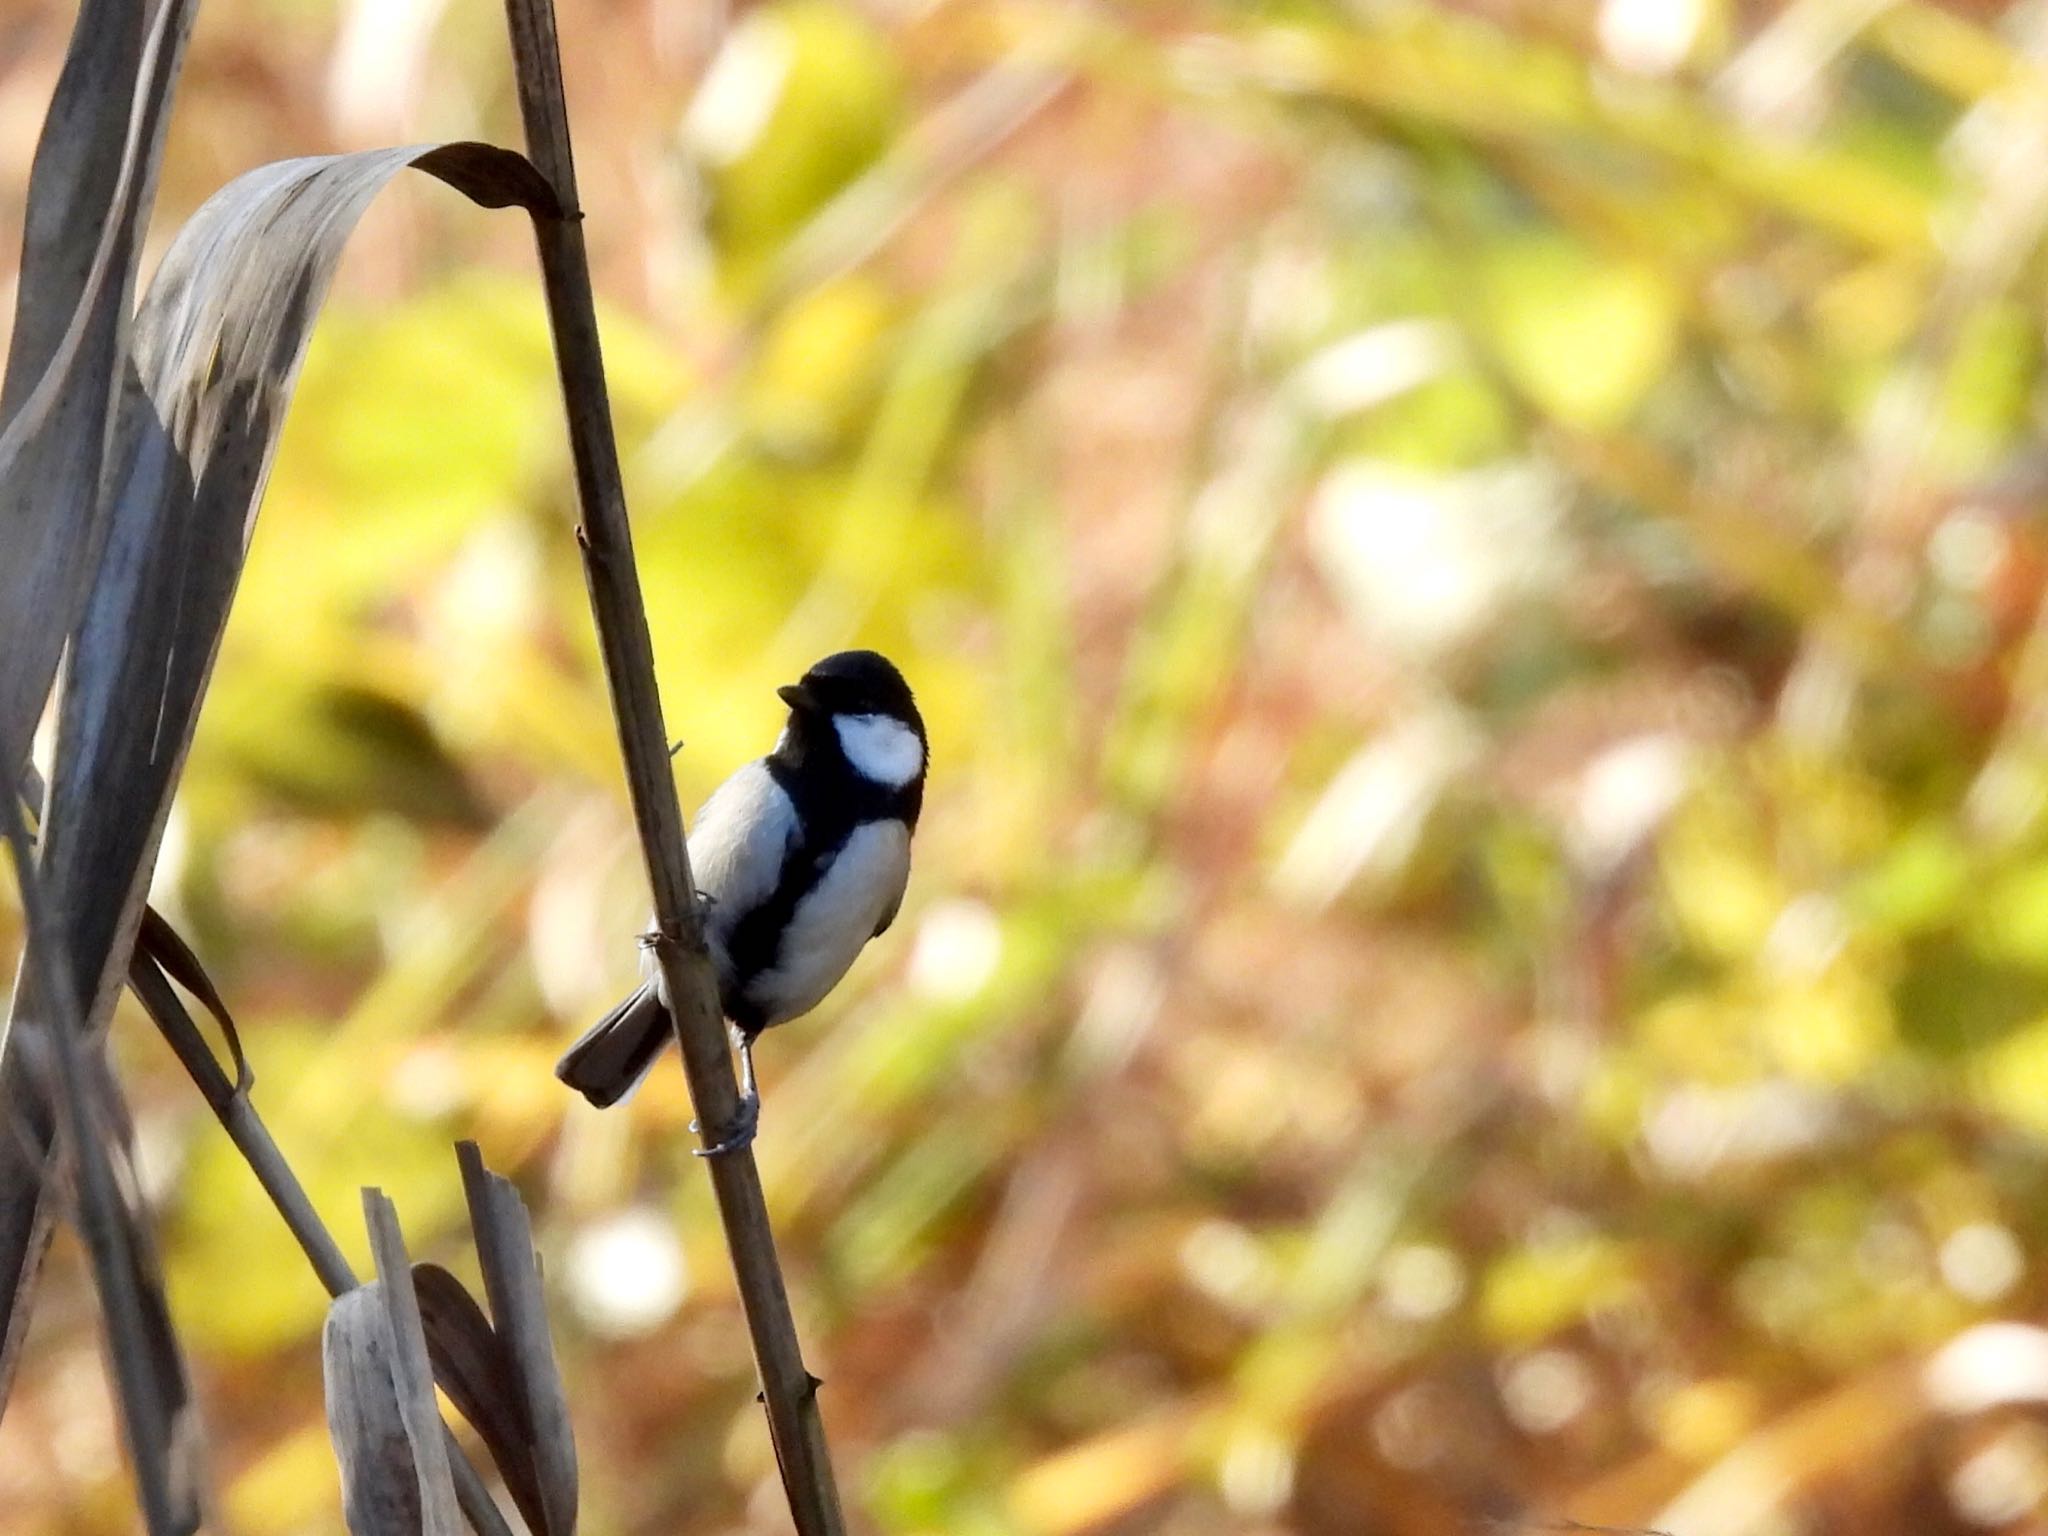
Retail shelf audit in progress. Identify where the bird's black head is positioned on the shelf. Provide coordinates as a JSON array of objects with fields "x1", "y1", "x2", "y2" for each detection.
[
  {"x1": 777, "y1": 650, "x2": 923, "y2": 733},
  {"x1": 773, "y1": 651, "x2": 927, "y2": 813}
]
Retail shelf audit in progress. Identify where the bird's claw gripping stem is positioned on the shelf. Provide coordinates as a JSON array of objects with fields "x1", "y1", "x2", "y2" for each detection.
[
  {"x1": 692, "y1": 1091, "x2": 760, "y2": 1157},
  {"x1": 690, "y1": 1033, "x2": 760, "y2": 1158}
]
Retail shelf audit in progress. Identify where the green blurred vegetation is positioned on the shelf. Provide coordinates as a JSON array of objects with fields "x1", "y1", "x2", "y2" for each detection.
[{"x1": 10, "y1": 0, "x2": 2048, "y2": 1533}]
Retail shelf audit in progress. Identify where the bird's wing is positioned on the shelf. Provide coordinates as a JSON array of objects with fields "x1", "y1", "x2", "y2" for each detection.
[
  {"x1": 688, "y1": 761, "x2": 799, "y2": 940},
  {"x1": 872, "y1": 884, "x2": 904, "y2": 938}
]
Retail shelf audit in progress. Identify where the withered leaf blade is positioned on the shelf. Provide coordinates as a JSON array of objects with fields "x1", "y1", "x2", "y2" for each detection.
[
  {"x1": 46, "y1": 142, "x2": 558, "y2": 1022},
  {"x1": 410, "y1": 143, "x2": 563, "y2": 215},
  {"x1": 0, "y1": 133, "x2": 554, "y2": 1460},
  {"x1": 458, "y1": 1142, "x2": 578, "y2": 1536},
  {"x1": 0, "y1": 0, "x2": 182, "y2": 410},
  {"x1": 0, "y1": 0, "x2": 195, "y2": 785},
  {"x1": 359, "y1": 1192, "x2": 461, "y2": 1536},
  {"x1": 325, "y1": 1286, "x2": 427, "y2": 1536},
  {"x1": 134, "y1": 904, "x2": 248, "y2": 1091},
  {"x1": 0, "y1": 0, "x2": 196, "y2": 1431},
  {"x1": 413, "y1": 1261, "x2": 553, "y2": 1536}
]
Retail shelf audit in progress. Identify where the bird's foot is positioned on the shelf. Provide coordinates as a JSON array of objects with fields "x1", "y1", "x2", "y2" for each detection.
[
  {"x1": 636, "y1": 894, "x2": 714, "y2": 950},
  {"x1": 691, "y1": 1091, "x2": 760, "y2": 1158}
]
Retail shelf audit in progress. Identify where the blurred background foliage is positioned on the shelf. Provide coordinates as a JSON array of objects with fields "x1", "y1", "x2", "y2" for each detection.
[{"x1": 14, "y1": 0, "x2": 2048, "y2": 1532}]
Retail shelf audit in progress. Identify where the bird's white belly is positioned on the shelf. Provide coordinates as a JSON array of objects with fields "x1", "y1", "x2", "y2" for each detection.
[{"x1": 751, "y1": 819, "x2": 910, "y2": 1025}]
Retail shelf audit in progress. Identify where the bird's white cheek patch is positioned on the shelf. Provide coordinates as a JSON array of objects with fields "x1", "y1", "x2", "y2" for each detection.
[{"x1": 835, "y1": 713, "x2": 924, "y2": 787}]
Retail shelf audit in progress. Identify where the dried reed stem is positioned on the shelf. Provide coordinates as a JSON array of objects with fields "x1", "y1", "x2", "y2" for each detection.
[{"x1": 499, "y1": 1, "x2": 848, "y2": 1529}]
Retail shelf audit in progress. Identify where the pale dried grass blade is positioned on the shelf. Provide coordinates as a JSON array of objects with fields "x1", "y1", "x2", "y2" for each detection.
[
  {"x1": 455, "y1": 1141, "x2": 577, "y2": 1535},
  {"x1": 327, "y1": 1191, "x2": 464, "y2": 1536},
  {"x1": 326, "y1": 1287, "x2": 429, "y2": 1536}
]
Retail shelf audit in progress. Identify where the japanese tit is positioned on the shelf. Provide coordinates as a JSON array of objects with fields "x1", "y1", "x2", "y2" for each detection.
[{"x1": 556, "y1": 649, "x2": 926, "y2": 1153}]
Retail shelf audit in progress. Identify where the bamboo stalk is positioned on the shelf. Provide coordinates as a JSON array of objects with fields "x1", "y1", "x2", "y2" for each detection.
[{"x1": 498, "y1": 2, "x2": 848, "y2": 1530}]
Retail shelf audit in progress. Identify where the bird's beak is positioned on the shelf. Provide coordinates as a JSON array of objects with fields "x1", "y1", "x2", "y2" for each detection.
[{"x1": 777, "y1": 682, "x2": 814, "y2": 712}]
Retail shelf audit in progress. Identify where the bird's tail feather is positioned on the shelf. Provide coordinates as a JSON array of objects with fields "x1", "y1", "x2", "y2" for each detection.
[{"x1": 556, "y1": 982, "x2": 671, "y2": 1108}]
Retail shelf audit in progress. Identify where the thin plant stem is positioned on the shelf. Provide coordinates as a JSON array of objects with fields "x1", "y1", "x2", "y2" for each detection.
[
  {"x1": 498, "y1": 1, "x2": 848, "y2": 1530},
  {"x1": 129, "y1": 960, "x2": 351, "y2": 1294}
]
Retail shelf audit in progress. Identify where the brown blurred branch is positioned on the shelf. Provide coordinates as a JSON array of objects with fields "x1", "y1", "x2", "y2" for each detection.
[{"x1": 498, "y1": 1, "x2": 848, "y2": 1532}]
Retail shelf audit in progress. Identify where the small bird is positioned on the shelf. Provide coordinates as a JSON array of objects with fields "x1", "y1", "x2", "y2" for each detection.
[{"x1": 557, "y1": 649, "x2": 926, "y2": 1154}]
